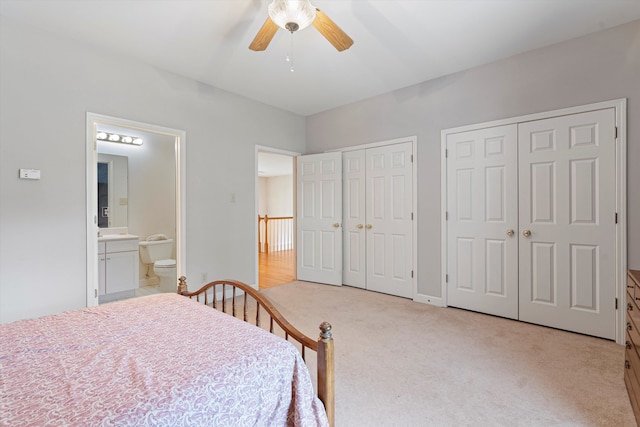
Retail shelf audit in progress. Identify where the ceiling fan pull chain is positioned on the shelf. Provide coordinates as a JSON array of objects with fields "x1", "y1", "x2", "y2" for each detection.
[{"x1": 288, "y1": 31, "x2": 295, "y2": 72}]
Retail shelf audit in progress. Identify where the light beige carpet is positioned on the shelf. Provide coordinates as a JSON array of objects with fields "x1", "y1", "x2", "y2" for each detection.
[{"x1": 261, "y1": 281, "x2": 635, "y2": 427}]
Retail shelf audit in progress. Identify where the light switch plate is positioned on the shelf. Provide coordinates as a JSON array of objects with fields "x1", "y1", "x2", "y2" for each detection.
[{"x1": 19, "y1": 169, "x2": 41, "y2": 180}]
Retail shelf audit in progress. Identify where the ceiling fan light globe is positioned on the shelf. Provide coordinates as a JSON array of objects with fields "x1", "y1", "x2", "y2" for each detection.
[{"x1": 268, "y1": 0, "x2": 316, "y2": 32}]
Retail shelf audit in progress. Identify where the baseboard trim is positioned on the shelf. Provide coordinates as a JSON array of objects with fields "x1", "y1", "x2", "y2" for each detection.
[{"x1": 414, "y1": 293, "x2": 446, "y2": 307}]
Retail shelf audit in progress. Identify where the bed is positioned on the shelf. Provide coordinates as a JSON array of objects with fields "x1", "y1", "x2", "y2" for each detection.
[{"x1": 0, "y1": 277, "x2": 334, "y2": 426}]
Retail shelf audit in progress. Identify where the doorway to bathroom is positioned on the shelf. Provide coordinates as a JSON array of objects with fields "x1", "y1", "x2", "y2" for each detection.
[
  {"x1": 256, "y1": 146, "x2": 298, "y2": 289},
  {"x1": 85, "y1": 113, "x2": 186, "y2": 307}
]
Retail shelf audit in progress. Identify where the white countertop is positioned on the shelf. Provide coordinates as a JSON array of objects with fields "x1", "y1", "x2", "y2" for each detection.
[{"x1": 98, "y1": 234, "x2": 139, "y2": 242}]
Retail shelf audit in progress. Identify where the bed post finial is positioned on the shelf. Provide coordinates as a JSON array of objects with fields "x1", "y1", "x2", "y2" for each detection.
[
  {"x1": 319, "y1": 321, "x2": 332, "y2": 340},
  {"x1": 317, "y1": 321, "x2": 334, "y2": 426},
  {"x1": 177, "y1": 276, "x2": 188, "y2": 294}
]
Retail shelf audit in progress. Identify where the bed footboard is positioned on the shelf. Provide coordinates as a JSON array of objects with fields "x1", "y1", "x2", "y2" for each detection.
[{"x1": 177, "y1": 276, "x2": 334, "y2": 426}]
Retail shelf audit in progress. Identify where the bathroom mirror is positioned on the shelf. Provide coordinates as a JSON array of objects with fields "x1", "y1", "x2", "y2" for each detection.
[{"x1": 97, "y1": 154, "x2": 128, "y2": 228}]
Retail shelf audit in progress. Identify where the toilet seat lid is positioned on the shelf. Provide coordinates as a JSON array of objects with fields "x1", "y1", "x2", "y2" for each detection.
[{"x1": 155, "y1": 259, "x2": 176, "y2": 268}]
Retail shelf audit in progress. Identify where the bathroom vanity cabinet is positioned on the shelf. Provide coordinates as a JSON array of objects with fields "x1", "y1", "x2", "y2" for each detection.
[{"x1": 98, "y1": 236, "x2": 139, "y2": 303}]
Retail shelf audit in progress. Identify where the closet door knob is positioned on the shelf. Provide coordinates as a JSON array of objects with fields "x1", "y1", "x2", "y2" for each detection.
[
  {"x1": 333, "y1": 223, "x2": 340, "y2": 228},
  {"x1": 506, "y1": 229, "x2": 514, "y2": 237},
  {"x1": 522, "y1": 230, "x2": 531, "y2": 238},
  {"x1": 357, "y1": 224, "x2": 364, "y2": 229},
  {"x1": 365, "y1": 224, "x2": 373, "y2": 229}
]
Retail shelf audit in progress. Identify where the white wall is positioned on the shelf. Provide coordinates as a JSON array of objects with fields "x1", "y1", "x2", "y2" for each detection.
[
  {"x1": 258, "y1": 177, "x2": 268, "y2": 216},
  {"x1": 306, "y1": 19, "x2": 640, "y2": 299},
  {"x1": 258, "y1": 175, "x2": 294, "y2": 216},
  {"x1": 0, "y1": 17, "x2": 305, "y2": 322}
]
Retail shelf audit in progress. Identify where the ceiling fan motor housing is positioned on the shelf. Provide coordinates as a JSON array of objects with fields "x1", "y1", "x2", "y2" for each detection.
[
  {"x1": 268, "y1": 0, "x2": 316, "y2": 32},
  {"x1": 285, "y1": 22, "x2": 300, "y2": 33}
]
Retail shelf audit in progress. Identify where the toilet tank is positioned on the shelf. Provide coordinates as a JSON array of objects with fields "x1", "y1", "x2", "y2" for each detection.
[{"x1": 139, "y1": 239, "x2": 173, "y2": 264}]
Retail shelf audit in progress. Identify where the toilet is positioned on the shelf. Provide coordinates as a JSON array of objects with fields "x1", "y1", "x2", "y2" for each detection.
[{"x1": 138, "y1": 237, "x2": 177, "y2": 293}]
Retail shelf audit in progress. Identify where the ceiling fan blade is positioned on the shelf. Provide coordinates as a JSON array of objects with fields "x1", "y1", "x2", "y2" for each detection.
[
  {"x1": 249, "y1": 17, "x2": 279, "y2": 51},
  {"x1": 312, "y1": 8, "x2": 354, "y2": 52}
]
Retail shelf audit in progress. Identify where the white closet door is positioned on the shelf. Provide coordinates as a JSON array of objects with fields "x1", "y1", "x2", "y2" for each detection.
[
  {"x1": 297, "y1": 152, "x2": 343, "y2": 286},
  {"x1": 365, "y1": 142, "x2": 413, "y2": 298},
  {"x1": 518, "y1": 108, "x2": 616, "y2": 339},
  {"x1": 446, "y1": 125, "x2": 519, "y2": 319},
  {"x1": 343, "y1": 150, "x2": 366, "y2": 288}
]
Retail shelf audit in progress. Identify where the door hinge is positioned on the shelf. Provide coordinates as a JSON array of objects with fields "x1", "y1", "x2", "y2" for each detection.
[
  {"x1": 445, "y1": 274, "x2": 449, "y2": 283},
  {"x1": 445, "y1": 149, "x2": 448, "y2": 158},
  {"x1": 445, "y1": 211, "x2": 448, "y2": 221},
  {"x1": 615, "y1": 212, "x2": 618, "y2": 224},
  {"x1": 411, "y1": 270, "x2": 414, "y2": 278},
  {"x1": 615, "y1": 126, "x2": 618, "y2": 140},
  {"x1": 411, "y1": 154, "x2": 414, "y2": 163},
  {"x1": 411, "y1": 212, "x2": 414, "y2": 220},
  {"x1": 615, "y1": 297, "x2": 619, "y2": 310},
  {"x1": 95, "y1": 289, "x2": 98, "y2": 298}
]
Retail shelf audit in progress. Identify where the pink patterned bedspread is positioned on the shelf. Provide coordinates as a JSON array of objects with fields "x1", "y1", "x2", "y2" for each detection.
[{"x1": 0, "y1": 293, "x2": 329, "y2": 426}]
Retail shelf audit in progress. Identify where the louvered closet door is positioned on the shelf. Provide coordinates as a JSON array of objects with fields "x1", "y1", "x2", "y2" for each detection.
[
  {"x1": 446, "y1": 125, "x2": 519, "y2": 319},
  {"x1": 365, "y1": 142, "x2": 413, "y2": 299},
  {"x1": 518, "y1": 108, "x2": 616, "y2": 340}
]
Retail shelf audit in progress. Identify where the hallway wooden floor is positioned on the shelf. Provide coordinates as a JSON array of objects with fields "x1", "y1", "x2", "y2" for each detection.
[{"x1": 259, "y1": 249, "x2": 295, "y2": 289}]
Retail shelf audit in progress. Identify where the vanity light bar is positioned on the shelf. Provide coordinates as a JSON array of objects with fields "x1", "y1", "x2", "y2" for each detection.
[{"x1": 96, "y1": 131, "x2": 143, "y2": 146}]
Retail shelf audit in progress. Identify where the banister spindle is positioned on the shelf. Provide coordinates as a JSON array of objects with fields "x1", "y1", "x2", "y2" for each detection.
[{"x1": 264, "y1": 215, "x2": 269, "y2": 254}]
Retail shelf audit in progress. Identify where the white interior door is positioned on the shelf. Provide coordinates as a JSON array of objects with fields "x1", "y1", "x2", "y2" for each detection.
[
  {"x1": 343, "y1": 150, "x2": 366, "y2": 288},
  {"x1": 365, "y1": 142, "x2": 414, "y2": 298},
  {"x1": 518, "y1": 108, "x2": 616, "y2": 339},
  {"x1": 446, "y1": 125, "x2": 519, "y2": 319},
  {"x1": 297, "y1": 152, "x2": 343, "y2": 286}
]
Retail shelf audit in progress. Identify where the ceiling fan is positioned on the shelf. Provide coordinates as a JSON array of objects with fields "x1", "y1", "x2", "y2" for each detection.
[{"x1": 249, "y1": 0, "x2": 354, "y2": 52}]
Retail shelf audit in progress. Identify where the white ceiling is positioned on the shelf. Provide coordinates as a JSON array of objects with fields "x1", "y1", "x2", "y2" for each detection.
[{"x1": 1, "y1": 1, "x2": 639, "y2": 116}]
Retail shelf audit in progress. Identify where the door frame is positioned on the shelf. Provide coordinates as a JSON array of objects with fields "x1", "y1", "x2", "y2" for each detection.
[
  {"x1": 85, "y1": 113, "x2": 187, "y2": 307},
  {"x1": 254, "y1": 145, "x2": 300, "y2": 287},
  {"x1": 328, "y1": 136, "x2": 418, "y2": 299},
  {"x1": 440, "y1": 99, "x2": 627, "y2": 344}
]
